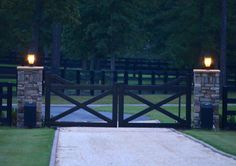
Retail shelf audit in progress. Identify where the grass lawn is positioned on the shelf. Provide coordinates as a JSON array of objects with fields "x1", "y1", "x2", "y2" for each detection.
[
  {"x1": 182, "y1": 130, "x2": 236, "y2": 156},
  {"x1": 0, "y1": 127, "x2": 54, "y2": 166}
]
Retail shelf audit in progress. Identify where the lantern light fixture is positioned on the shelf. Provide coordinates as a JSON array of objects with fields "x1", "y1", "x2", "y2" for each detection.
[
  {"x1": 204, "y1": 56, "x2": 212, "y2": 68},
  {"x1": 27, "y1": 54, "x2": 36, "y2": 66}
]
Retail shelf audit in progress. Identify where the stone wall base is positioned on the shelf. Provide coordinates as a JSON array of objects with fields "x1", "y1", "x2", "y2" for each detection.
[{"x1": 17, "y1": 66, "x2": 43, "y2": 128}]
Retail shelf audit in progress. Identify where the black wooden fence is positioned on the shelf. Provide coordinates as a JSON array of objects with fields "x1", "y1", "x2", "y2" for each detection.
[
  {"x1": 0, "y1": 83, "x2": 14, "y2": 126},
  {"x1": 59, "y1": 69, "x2": 190, "y2": 95},
  {"x1": 222, "y1": 86, "x2": 236, "y2": 129}
]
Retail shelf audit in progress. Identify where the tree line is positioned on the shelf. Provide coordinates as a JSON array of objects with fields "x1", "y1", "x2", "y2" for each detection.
[{"x1": 0, "y1": 0, "x2": 235, "y2": 71}]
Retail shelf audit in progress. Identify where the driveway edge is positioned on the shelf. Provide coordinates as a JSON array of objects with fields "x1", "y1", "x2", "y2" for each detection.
[
  {"x1": 172, "y1": 129, "x2": 236, "y2": 160},
  {"x1": 49, "y1": 128, "x2": 59, "y2": 166}
]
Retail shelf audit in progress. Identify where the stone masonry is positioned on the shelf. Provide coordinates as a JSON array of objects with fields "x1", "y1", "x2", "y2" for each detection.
[
  {"x1": 193, "y1": 69, "x2": 220, "y2": 128},
  {"x1": 17, "y1": 66, "x2": 43, "y2": 127}
]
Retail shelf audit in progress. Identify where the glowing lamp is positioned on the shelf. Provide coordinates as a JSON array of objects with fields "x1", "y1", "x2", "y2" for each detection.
[
  {"x1": 27, "y1": 54, "x2": 35, "y2": 65},
  {"x1": 204, "y1": 56, "x2": 212, "y2": 68}
]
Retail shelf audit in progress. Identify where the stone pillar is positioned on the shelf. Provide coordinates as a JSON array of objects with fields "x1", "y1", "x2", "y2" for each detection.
[
  {"x1": 17, "y1": 66, "x2": 44, "y2": 127},
  {"x1": 193, "y1": 69, "x2": 220, "y2": 128}
]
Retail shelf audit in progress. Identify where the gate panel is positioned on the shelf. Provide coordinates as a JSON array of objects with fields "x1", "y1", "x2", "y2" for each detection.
[
  {"x1": 45, "y1": 74, "x2": 117, "y2": 127},
  {"x1": 118, "y1": 77, "x2": 192, "y2": 128}
]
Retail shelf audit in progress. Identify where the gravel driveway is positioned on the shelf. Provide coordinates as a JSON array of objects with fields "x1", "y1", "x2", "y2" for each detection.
[{"x1": 53, "y1": 127, "x2": 236, "y2": 166}]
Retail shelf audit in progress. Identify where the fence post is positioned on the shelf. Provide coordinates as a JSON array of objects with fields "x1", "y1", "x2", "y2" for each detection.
[
  {"x1": 124, "y1": 71, "x2": 128, "y2": 85},
  {"x1": 164, "y1": 71, "x2": 168, "y2": 94},
  {"x1": 234, "y1": 72, "x2": 236, "y2": 85},
  {"x1": 61, "y1": 67, "x2": 66, "y2": 79},
  {"x1": 138, "y1": 71, "x2": 142, "y2": 94},
  {"x1": 101, "y1": 71, "x2": 105, "y2": 93},
  {"x1": 176, "y1": 70, "x2": 179, "y2": 78},
  {"x1": 0, "y1": 85, "x2": 3, "y2": 118},
  {"x1": 222, "y1": 86, "x2": 227, "y2": 129},
  {"x1": 118, "y1": 84, "x2": 124, "y2": 127},
  {"x1": 45, "y1": 75, "x2": 51, "y2": 127},
  {"x1": 0, "y1": 87, "x2": 2, "y2": 123},
  {"x1": 112, "y1": 71, "x2": 117, "y2": 84},
  {"x1": 151, "y1": 71, "x2": 155, "y2": 94},
  {"x1": 112, "y1": 84, "x2": 118, "y2": 127},
  {"x1": 101, "y1": 71, "x2": 105, "y2": 85},
  {"x1": 7, "y1": 84, "x2": 12, "y2": 126},
  {"x1": 90, "y1": 71, "x2": 95, "y2": 96},
  {"x1": 186, "y1": 75, "x2": 192, "y2": 128},
  {"x1": 76, "y1": 70, "x2": 80, "y2": 95}
]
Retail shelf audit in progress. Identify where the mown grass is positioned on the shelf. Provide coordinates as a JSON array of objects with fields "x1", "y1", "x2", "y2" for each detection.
[
  {"x1": 0, "y1": 127, "x2": 54, "y2": 166},
  {"x1": 182, "y1": 129, "x2": 236, "y2": 156}
]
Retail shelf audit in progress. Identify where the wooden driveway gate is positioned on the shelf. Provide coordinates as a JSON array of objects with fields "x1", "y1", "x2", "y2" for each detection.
[
  {"x1": 45, "y1": 74, "x2": 192, "y2": 128},
  {"x1": 118, "y1": 77, "x2": 192, "y2": 128},
  {"x1": 45, "y1": 74, "x2": 117, "y2": 127}
]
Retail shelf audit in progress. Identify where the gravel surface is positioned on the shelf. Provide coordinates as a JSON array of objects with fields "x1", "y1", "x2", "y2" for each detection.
[{"x1": 55, "y1": 127, "x2": 236, "y2": 166}]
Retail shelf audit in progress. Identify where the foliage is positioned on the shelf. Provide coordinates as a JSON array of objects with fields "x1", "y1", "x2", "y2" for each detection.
[
  {"x1": 0, "y1": 0, "x2": 235, "y2": 67},
  {"x1": 0, "y1": 0, "x2": 80, "y2": 57}
]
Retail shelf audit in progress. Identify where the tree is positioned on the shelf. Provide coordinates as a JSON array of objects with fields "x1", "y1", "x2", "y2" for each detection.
[
  {"x1": 1, "y1": 0, "x2": 235, "y2": 72},
  {"x1": 141, "y1": 0, "x2": 221, "y2": 68},
  {"x1": 65, "y1": 0, "x2": 141, "y2": 70},
  {"x1": 43, "y1": 0, "x2": 80, "y2": 73},
  {"x1": 29, "y1": 0, "x2": 43, "y2": 57},
  {"x1": 0, "y1": 0, "x2": 33, "y2": 57},
  {"x1": 220, "y1": 0, "x2": 227, "y2": 87}
]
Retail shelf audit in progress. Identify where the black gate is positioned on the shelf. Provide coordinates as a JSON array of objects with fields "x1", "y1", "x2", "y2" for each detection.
[
  {"x1": 0, "y1": 83, "x2": 14, "y2": 126},
  {"x1": 45, "y1": 74, "x2": 191, "y2": 128},
  {"x1": 45, "y1": 74, "x2": 118, "y2": 127},
  {"x1": 118, "y1": 77, "x2": 192, "y2": 128},
  {"x1": 222, "y1": 86, "x2": 236, "y2": 129}
]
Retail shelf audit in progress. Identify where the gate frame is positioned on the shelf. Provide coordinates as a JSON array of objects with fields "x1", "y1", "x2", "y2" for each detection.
[
  {"x1": 44, "y1": 74, "x2": 192, "y2": 128},
  {"x1": 118, "y1": 76, "x2": 192, "y2": 128},
  {"x1": 45, "y1": 74, "x2": 118, "y2": 127}
]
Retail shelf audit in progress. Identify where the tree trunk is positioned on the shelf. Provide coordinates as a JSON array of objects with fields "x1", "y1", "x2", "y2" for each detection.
[
  {"x1": 198, "y1": 0, "x2": 204, "y2": 63},
  {"x1": 51, "y1": 23, "x2": 62, "y2": 74},
  {"x1": 220, "y1": 0, "x2": 227, "y2": 87},
  {"x1": 29, "y1": 0, "x2": 43, "y2": 60}
]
